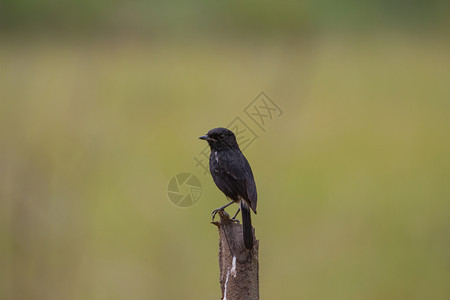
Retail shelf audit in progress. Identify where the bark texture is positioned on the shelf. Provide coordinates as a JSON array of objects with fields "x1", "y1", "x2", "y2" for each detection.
[{"x1": 212, "y1": 210, "x2": 259, "y2": 300}]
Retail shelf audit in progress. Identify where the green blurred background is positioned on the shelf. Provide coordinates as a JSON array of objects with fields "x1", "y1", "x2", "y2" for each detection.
[{"x1": 1, "y1": 1, "x2": 450, "y2": 299}]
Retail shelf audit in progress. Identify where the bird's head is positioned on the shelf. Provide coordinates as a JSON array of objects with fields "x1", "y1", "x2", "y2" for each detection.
[{"x1": 199, "y1": 127, "x2": 239, "y2": 150}]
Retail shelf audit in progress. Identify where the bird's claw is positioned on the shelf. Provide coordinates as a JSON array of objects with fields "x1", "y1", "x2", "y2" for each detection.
[
  {"x1": 211, "y1": 209, "x2": 232, "y2": 221},
  {"x1": 211, "y1": 209, "x2": 221, "y2": 221}
]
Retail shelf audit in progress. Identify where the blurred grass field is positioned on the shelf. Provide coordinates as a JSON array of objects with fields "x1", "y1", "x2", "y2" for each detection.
[{"x1": 0, "y1": 32, "x2": 449, "y2": 299}]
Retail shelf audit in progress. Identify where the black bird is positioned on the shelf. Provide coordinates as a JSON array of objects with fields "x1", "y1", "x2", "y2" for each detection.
[{"x1": 199, "y1": 127, "x2": 257, "y2": 249}]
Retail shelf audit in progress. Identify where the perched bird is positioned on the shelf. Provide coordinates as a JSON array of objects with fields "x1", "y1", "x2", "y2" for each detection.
[{"x1": 199, "y1": 127, "x2": 257, "y2": 249}]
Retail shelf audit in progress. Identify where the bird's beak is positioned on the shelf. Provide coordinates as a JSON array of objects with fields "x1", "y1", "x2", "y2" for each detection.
[{"x1": 199, "y1": 135, "x2": 209, "y2": 140}]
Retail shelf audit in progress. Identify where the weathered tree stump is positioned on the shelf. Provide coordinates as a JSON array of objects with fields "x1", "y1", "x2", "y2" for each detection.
[{"x1": 212, "y1": 210, "x2": 259, "y2": 300}]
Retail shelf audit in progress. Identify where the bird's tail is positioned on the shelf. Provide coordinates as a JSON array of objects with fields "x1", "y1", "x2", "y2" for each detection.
[{"x1": 241, "y1": 201, "x2": 254, "y2": 249}]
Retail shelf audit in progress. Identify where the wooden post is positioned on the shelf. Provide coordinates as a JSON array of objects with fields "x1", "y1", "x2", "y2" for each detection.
[{"x1": 212, "y1": 211, "x2": 259, "y2": 300}]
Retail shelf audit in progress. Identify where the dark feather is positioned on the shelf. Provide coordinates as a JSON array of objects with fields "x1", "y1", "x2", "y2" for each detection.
[{"x1": 210, "y1": 149, "x2": 257, "y2": 213}]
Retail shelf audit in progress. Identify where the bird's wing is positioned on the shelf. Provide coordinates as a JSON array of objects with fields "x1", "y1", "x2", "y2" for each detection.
[
  {"x1": 212, "y1": 153, "x2": 246, "y2": 199},
  {"x1": 241, "y1": 156, "x2": 257, "y2": 213},
  {"x1": 217, "y1": 151, "x2": 257, "y2": 213}
]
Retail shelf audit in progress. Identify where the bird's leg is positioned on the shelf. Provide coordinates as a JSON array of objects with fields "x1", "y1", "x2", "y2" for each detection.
[
  {"x1": 211, "y1": 201, "x2": 234, "y2": 221},
  {"x1": 231, "y1": 208, "x2": 240, "y2": 220}
]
